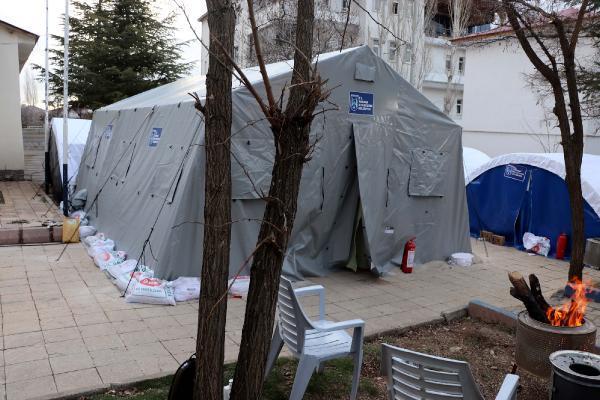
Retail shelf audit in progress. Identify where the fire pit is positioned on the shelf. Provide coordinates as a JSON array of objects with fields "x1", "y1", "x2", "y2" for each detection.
[
  {"x1": 549, "y1": 350, "x2": 600, "y2": 399},
  {"x1": 516, "y1": 311, "x2": 597, "y2": 376},
  {"x1": 509, "y1": 272, "x2": 598, "y2": 376}
]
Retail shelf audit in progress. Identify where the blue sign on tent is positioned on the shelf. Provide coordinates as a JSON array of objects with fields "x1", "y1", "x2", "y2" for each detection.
[
  {"x1": 149, "y1": 128, "x2": 162, "y2": 147},
  {"x1": 349, "y1": 91, "x2": 374, "y2": 115},
  {"x1": 503, "y1": 164, "x2": 527, "y2": 182}
]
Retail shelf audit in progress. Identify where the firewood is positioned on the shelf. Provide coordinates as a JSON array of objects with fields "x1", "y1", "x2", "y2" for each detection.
[
  {"x1": 508, "y1": 272, "x2": 549, "y2": 323},
  {"x1": 528, "y1": 274, "x2": 551, "y2": 313}
]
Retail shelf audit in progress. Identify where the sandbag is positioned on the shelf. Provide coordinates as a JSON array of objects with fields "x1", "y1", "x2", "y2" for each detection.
[
  {"x1": 79, "y1": 225, "x2": 97, "y2": 238},
  {"x1": 83, "y1": 233, "x2": 106, "y2": 247},
  {"x1": 69, "y1": 210, "x2": 88, "y2": 226},
  {"x1": 523, "y1": 232, "x2": 551, "y2": 257},
  {"x1": 228, "y1": 276, "x2": 250, "y2": 297},
  {"x1": 86, "y1": 239, "x2": 115, "y2": 257},
  {"x1": 106, "y1": 259, "x2": 138, "y2": 279},
  {"x1": 125, "y1": 278, "x2": 176, "y2": 306},
  {"x1": 171, "y1": 277, "x2": 201, "y2": 302},
  {"x1": 93, "y1": 250, "x2": 127, "y2": 270},
  {"x1": 115, "y1": 269, "x2": 154, "y2": 292},
  {"x1": 71, "y1": 189, "x2": 87, "y2": 210}
]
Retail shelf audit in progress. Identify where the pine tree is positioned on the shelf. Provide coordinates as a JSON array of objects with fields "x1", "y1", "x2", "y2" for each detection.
[{"x1": 41, "y1": 0, "x2": 190, "y2": 110}]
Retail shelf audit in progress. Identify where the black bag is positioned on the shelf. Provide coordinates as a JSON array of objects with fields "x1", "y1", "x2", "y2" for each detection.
[{"x1": 168, "y1": 354, "x2": 196, "y2": 400}]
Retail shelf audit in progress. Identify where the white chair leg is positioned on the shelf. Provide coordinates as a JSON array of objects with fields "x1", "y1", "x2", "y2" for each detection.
[
  {"x1": 265, "y1": 325, "x2": 284, "y2": 378},
  {"x1": 350, "y1": 348, "x2": 363, "y2": 400},
  {"x1": 289, "y1": 356, "x2": 317, "y2": 400}
]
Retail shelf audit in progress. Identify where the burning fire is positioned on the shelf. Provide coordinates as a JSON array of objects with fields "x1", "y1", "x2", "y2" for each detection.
[{"x1": 546, "y1": 278, "x2": 590, "y2": 327}]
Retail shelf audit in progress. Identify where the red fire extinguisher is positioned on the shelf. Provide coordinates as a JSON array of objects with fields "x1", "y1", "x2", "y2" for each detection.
[
  {"x1": 401, "y1": 238, "x2": 416, "y2": 273},
  {"x1": 556, "y1": 233, "x2": 568, "y2": 260}
]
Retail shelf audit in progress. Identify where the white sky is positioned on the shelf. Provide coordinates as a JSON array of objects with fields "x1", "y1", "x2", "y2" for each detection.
[{"x1": 1, "y1": 0, "x2": 207, "y2": 106}]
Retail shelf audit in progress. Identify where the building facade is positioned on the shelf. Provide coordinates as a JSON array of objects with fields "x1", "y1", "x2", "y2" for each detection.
[
  {"x1": 199, "y1": 0, "x2": 492, "y2": 122},
  {"x1": 0, "y1": 20, "x2": 38, "y2": 180},
  {"x1": 454, "y1": 30, "x2": 600, "y2": 156}
]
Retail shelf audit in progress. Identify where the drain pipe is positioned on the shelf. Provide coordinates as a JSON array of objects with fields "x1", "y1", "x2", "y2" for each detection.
[
  {"x1": 43, "y1": 0, "x2": 50, "y2": 194},
  {"x1": 62, "y1": 0, "x2": 69, "y2": 216}
]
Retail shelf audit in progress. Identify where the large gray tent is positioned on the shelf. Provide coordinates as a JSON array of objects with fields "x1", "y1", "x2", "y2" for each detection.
[{"x1": 76, "y1": 46, "x2": 471, "y2": 280}]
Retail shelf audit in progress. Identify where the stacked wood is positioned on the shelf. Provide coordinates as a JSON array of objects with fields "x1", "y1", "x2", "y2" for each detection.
[{"x1": 508, "y1": 272, "x2": 550, "y2": 324}]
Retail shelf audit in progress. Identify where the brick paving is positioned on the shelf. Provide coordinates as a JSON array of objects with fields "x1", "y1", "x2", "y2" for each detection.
[
  {"x1": 0, "y1": 239, "x2": 598, "y2": 399},
  {"x1": 0, "y1": 182, "x2": 61, "y2": 229}
]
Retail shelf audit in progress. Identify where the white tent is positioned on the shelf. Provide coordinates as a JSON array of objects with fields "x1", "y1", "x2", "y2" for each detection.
[
  {"x1": 462, "y1": 147, "x2": 490, "y2": 184},
  {"x1": 49, "y1": 118, "x2": 92, "y2": 200}
]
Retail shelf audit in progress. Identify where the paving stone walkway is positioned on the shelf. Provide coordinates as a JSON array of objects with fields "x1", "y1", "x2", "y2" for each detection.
[
  {"x1": 0, "y1": 182, "x2": 61, "y2": 229},
  {"x1": 0, "y1": 239, "x2": 599, "y2": 399}
]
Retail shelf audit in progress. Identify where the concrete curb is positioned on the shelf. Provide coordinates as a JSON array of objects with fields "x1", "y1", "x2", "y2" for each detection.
[{"x1": 467, "y1": 299, "x2": 518, "y2": 329}]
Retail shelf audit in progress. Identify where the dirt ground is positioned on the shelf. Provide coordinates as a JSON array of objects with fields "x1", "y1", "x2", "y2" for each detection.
[{"x1": 363, "y1": 317, "x2": 549, "y2": 400}]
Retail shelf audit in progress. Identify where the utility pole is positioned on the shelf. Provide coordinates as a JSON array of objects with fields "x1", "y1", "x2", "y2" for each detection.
[
  {"x1": 44, "y1": 0, "x2": 50, "y2": 194},
  {"x1": 62, "y1": 0, "x2": 69, "y2": 216}
]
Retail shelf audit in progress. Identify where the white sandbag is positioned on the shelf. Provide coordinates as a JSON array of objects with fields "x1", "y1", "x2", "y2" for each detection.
[
  {"x1": 115, "y1": 269, "x2": 154, "y2": 291},
  {"x1": 69, "y1": 210, "x2": 88, "y2": 226},
  {"x1": 523, "y1": 232, "x2": 551, "y2": 257},
  {"x1": 79, "y1": 225, "x2": 97, "y2": 238},
  {"x1": 106, "y1": 259, "x2": 138, "y2": 279},
  {"x1": 86, "y1": 239, "x2": 115, "y2": 257},
  {"x1": 448, "y1": 252, "x2": 474, "y2": 267},
  {"x1": 83, "y1": 232, "x2": 106, "y2": 247},
  {"x1": 125, "y1": 277, "x2": 175, "y2": 306},
  {"x1": 93, "y1": 250, "x2": 127, "y2": 270},
  {"x1": 172, "y1": 277, "x2": 201, "y2": 302},
  {"x1": 228, "y1": 276, "x2": 250, "y2": 297}
]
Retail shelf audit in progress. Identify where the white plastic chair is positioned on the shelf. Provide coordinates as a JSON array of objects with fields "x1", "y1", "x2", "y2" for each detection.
[
  {"x1": 265, "y1": 276, "x2": 365, "y2": 400},
  {"x1": 381, "y1": 344, "x2": 519, "y2": 400}
]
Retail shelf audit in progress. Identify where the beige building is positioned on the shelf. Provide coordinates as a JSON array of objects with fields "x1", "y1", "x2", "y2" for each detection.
[{"x1": 0, "y1": 20, "x2": 38, "y2": 180}]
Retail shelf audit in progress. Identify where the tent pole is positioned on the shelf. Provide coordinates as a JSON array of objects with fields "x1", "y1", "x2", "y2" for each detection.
[
  {"x1": 44, "y1": 0, "x2": 50, "y2": 194},
  {"x1": 62, "y1": 0, "x2": 69, "y2": 216}
]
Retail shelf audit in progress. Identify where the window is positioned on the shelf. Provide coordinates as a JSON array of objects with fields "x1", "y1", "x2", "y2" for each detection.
[
  {"x1": 392, "y1": 2, "x2": 399, "y2": 14},
  {"x1": 233, "y1": 46, "x2": 239, "y2": 63},
  {"x1": 458, "y1": 57, "x2": 465, "y2": 74},
  {"x1": 403, "y1": 45, "x2": 412, "y2": 63},
  {"x1": 388, "y1": 40, "x2": 397, "y2": 61},
  {"x1": 445, "y1": 54, "x2": 452, "y2": 72},
  {"x1": 372, "y1": 38, "x2": 380, "y2": 56},
  {"x1": 342, "y1": 0, "x2": 350, "y2": 9},
  {"x1": 456, "y1": 99, "x2": 463, "y2": 116}
]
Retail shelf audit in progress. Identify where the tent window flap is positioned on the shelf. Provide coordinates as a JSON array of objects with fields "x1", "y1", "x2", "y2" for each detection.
[{"x1": 408, "y1": 148, "x2": 448, "y2": 197}]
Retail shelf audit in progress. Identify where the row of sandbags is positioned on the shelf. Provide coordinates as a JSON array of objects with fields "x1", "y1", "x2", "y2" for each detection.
[{"x1": 81, "y1": 232, "x2": 250, "y2": 306}]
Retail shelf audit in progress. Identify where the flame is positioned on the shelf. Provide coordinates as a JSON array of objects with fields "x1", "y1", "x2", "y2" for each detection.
[{"x1": 545, "y1": 278, "x2": 589, "y2": 327}]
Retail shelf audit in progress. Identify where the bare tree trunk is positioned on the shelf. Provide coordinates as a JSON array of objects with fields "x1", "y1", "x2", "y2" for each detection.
[
  {"x1": 501, "y1": 0, "x2": 589, "y2": 282},
  {"x1": 193, "y1": 1, "x2": 236, "y2": 399},
  {"x1": 556, "y1": 20, "x2": 586, "y2": 281},
  {"x1": 229, "y1": 0, "x2": 315, "y2": 398}
]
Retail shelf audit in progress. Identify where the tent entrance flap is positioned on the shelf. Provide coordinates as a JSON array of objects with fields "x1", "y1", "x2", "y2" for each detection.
[{"x1": 352, "y1": 122, "x2": 406, "y2": 275}]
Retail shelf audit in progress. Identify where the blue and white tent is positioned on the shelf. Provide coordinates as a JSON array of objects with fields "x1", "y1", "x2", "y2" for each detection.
[{"x1": 466, "y1": 153, "x2": 600, "y2": 258}]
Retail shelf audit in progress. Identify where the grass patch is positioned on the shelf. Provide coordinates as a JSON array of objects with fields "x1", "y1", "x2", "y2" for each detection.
[{"x1": 83, "y1": 351, "x2": 385, "y2": 400}]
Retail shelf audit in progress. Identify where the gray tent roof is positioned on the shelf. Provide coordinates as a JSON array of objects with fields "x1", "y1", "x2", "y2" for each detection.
[
  {"x1": 101, "y1": 48, "x2": 354, "y2": 111},
  {"x1": 77, "y1": 46, "x2": 471, "y2": 280}
]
